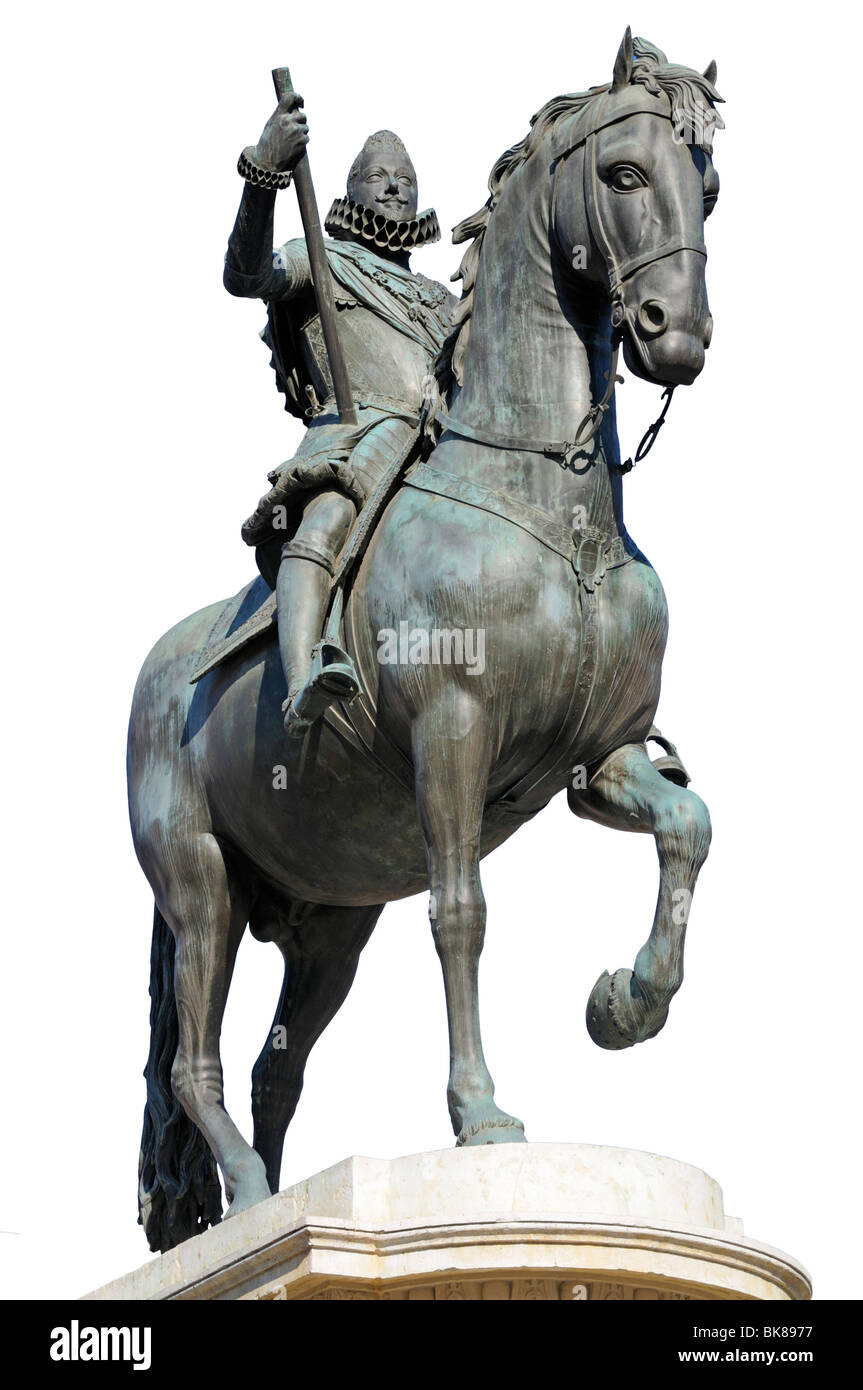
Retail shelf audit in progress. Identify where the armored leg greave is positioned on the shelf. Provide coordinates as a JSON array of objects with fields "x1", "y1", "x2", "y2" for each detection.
[{"x1": 277, "y1": 490, "x2": 360, "y2": 736}]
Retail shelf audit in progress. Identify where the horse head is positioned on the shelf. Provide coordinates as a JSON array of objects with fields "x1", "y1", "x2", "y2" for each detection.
[{"x1": 552, "y1": 30, "x2": 723, "y2": 387}]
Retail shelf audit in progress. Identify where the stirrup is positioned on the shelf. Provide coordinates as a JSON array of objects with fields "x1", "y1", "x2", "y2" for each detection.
[
  {"x1": 308, "y1": 640, "x2": 362, "y2": 702},
  {"x1": 282, "y1": 642, "x2": 362, "y2": 738},
  {"x1": 647, "y1": 726, "x2": 690, "y2": 787}
]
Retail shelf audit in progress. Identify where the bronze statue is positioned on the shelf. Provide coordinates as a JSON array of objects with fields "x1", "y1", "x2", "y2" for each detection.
[{"x1": 129, "y1": 31, "x2": 723, "y2": 1253}]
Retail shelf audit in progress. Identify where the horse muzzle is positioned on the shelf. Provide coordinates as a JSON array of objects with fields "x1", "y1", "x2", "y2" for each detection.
[
  {"x1": 619, "y1": 250, "x2": 712, "y2": 387},
  {"x1": 622, "y1": 325, "x2": 707, "y2": 386}
]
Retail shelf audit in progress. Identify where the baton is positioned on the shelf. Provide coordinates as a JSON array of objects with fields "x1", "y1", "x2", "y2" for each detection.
[{"x1": 271, "y1": 67, "x2": 357, "y2": 426}]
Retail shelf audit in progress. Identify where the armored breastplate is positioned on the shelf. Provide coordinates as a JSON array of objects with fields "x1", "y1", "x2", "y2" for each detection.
[{"x1": 298, "y1": 297, "x2": 439, "y2": 413}]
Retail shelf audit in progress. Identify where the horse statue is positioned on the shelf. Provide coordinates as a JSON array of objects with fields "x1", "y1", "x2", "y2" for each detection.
[{"x1": 128, "y1": 30, "x2": 723, "y2": 1252}]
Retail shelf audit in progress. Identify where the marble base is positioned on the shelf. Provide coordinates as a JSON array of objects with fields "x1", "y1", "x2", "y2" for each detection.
[{"x1": 84, "y1": 1143, "x2": 811, "y2": 1301}]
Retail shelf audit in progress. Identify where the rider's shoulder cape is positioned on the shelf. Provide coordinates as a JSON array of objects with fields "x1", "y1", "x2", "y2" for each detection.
[{"x1": 262, "y1": 237, "x2": 454, "y2": 420}]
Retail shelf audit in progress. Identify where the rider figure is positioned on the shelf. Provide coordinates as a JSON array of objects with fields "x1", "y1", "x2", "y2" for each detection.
[{"x1": 225, "y1": 93, "x2": 455, "y2": 735}]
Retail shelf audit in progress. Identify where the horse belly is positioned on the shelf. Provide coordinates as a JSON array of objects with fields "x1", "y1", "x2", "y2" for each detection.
[{"x1": 198, "y1": 651, "x2": 428, "y2": 904}]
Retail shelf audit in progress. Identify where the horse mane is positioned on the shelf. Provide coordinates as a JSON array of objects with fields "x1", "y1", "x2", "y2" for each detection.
[{"x1": 436, "y1": 37, "x2": 724, "y2": 394}]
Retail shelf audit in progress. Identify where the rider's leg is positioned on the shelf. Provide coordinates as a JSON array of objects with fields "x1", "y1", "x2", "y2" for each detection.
[{"x1": 277, "y1": 489, "x2": 358, "y2": 736}]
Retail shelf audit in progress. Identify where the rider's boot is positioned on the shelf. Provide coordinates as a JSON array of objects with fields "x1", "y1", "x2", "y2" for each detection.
[{"x1": 277, "y1": 495, "x2": 361, "y2": 738}]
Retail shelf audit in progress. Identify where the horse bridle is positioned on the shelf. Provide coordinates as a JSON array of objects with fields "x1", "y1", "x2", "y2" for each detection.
[{"x1": 552, "y1": 88, "x2": 708, "y2": 462}]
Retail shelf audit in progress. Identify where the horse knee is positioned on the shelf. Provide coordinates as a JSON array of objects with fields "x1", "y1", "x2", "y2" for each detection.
[
  {"x1": 430, "y1": 891, "x2": 486, "y2": 960},
  {"x1": 653, "y1": 789, "x2": 711, "y2": 863}
]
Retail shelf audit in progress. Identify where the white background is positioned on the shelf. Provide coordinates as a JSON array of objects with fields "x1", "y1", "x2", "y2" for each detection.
[{"x1": 2, "y1": 0, "x2": 860, "y2": 1300}]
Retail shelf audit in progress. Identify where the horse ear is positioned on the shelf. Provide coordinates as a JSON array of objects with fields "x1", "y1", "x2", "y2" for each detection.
[
  {"x1": 611, "y1": 26, "x2": 634, "y2": 92},
  {"x1": 703, "y1": 59, "x2": 718, "y2": 85}
]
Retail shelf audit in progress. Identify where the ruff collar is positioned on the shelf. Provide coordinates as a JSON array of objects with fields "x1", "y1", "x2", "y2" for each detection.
[{"x1": 324, "y1": 195, "x2": 440, "y2": 252}]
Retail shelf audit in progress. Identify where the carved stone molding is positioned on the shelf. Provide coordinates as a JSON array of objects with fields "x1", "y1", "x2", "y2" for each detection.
[
  {"x1": 85, "y1": 1145, "x2": 811, "y2": 1302},
  {"x1": 270, "y1": 1278, "x2": 694, "y2": 1302}
]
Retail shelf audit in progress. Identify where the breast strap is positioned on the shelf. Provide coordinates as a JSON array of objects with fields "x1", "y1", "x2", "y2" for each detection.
[
  {"x1": 436, "y1": 409, "x2": 593, "y2": 468},
  {"x1": 403, "y1": 461, "x2": 634, "y2": 578}
]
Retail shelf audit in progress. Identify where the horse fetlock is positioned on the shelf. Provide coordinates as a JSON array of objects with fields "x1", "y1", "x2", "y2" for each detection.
[
  {"x1": 634, "y1": 941, "x2": 682, "y2": 1001},
  {"x1": 447, "y1": 1072, "x2": 492, "y2": 1114},
  {"x1": 586, "y1": 967, "x2": 670, "y2": 1050}
]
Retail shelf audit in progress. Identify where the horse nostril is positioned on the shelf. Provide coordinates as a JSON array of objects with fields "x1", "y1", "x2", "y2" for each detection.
[
  {"x1": 637, "y1": 299, "x2": 668, "y2": 337},
  {"x1": 704, "y1": 315, "x2": 713, "y2": 348}
]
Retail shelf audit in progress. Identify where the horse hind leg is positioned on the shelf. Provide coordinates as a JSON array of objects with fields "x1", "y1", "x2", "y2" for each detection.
[
  {"x1": 570, "y1": 741, "x2": 712, "y2": 1048},
  {"x1": 160, "y1": 831, "x2": 271, "y2": 1217},
  {"x1": 413, "y1": 696, "x2": 525, "y2": 1146},
  {"x1": 250, "y1": 900, "x2": 381, "y2": 1194},
  {"x1": 139, "y1": 904, "x2": 222, "y2": 1252}
]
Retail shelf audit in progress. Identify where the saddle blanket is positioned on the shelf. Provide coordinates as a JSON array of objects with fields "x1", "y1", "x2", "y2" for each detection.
[{"x1": 190, "y1": 576, "x2": 275, "y2": 684}]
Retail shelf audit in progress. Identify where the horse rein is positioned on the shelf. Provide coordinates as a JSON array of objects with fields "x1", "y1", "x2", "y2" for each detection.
[{"x1": 570, "y1": 322, "x2": 673, "y2": 474}]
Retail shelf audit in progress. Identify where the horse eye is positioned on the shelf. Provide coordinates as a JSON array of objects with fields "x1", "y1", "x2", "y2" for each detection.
[
  {"x1": 703, "y1": 193, "x2": 718, "y2": 218},
  {"x1": 609, "y1": 165, "x2": 646, "y2": 193}
]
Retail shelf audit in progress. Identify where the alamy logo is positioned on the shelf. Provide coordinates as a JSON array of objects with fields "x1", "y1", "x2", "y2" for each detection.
[
  {"x1": 377, "y1": 622, "x2": 485, "y2": 675},
  {"x1": 671, "y1": 103, "x2": 718, "y2": 148},
  {"x1": 50, "y1": 1320, "x2": 151, "y2": 1371}
]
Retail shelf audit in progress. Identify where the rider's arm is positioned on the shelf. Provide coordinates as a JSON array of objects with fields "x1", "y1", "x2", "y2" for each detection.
[
  {"x1": 223, "y1": 92, "x2": 310, "y2": 301},
  {"x1": 223, "y1": 185, "x2": 311, "y2": 301}
]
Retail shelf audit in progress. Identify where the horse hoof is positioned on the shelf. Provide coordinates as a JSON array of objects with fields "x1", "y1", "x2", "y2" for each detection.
[
  {"x1": 456, "y1": 1114, "x2": 526, "y2": 1147},
  {"x1": 586, "y1": 968, "x2": 669, "y2": 1049},
  {"x1": 223, "y1": 1180, "x2": 272, "y2": 1221},
  {"x1": 586, "y1": 968, "x2": 637, "y2": 1049}
]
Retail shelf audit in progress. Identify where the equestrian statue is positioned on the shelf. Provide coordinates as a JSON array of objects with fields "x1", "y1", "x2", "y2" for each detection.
[{"x1": 128, "y1": 30, "x2": 724, "y2": 1252}]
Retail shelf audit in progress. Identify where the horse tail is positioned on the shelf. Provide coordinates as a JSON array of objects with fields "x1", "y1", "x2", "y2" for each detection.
[{"x1": 137, "y1": 903, "x2": 223, "y2": 1252}]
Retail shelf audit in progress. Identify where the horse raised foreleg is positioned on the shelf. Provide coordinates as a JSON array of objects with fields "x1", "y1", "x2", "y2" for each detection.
[
  {"x1": 163, "y1": 833, "x2": 271, "y2": 1216},
  {"x1": 250, "y1": 901, "x2": 381, "y2": 1193},
  {"x1": 569, "y1": 742, "x2": 712, "y2": 1049},
  {"x1": 413, "y1": 697, "x2": 525, "y2": 1146}
]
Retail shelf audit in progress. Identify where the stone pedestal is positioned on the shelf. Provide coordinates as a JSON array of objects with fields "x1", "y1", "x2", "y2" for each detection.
[{"x1": 85, "y1": 1144, "x2": 810, "y2": 1301}]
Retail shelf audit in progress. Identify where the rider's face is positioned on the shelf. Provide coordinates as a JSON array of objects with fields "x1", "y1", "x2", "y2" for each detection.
[{"x1": 351, "y1": 151, "x2": 418, "y2": 220}]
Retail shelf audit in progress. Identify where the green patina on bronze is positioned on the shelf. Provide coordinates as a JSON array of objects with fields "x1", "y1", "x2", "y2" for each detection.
[{"x1": 128, "y1": 30, "x2": 724, "y2": 1253}]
